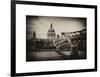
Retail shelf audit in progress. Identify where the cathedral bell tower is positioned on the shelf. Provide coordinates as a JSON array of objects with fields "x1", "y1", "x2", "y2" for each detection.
[{"x1": 47, "y1": 23, "x2": 56, "y2": 41}]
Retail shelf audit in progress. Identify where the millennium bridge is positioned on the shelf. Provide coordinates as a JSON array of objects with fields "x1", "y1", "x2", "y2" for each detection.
[{"x1": 54, "y1": 28, "x2": 86, "y2": 58}]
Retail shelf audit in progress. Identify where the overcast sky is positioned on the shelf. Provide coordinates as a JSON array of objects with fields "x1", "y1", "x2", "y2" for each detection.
[{"x1": 26, "y1": 16, "x2": 86, "y2": 39}]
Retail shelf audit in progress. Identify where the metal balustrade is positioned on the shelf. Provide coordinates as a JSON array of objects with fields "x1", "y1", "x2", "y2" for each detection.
[{"x1": 54, "y1": 28, "x2": 86, "y2": 57}]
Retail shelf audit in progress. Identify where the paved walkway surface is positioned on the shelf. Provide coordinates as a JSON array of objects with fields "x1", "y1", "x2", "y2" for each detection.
[
  {"x1": 26, "y1": 50, "x2": 85, "y2": 61},
  {"x1": 26, "y1": 50, "x2": 70, "y2": 61}
]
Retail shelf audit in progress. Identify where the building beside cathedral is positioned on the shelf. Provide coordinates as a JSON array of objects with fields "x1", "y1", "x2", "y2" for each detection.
[{"x1": 47, "y1": 23, "x2": 56, "y2": 41}]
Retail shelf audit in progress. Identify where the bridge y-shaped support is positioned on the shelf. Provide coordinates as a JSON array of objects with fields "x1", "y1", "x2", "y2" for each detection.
[{"x1": 61, "y1": 33, "x2": 80, "y2": 58}]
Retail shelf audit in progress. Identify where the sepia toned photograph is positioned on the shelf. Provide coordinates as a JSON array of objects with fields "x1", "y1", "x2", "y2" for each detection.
[
  {"x1": 12, "y1": 1, "x2": 97, "y2": 76},
  {"x1": 26, "y1": 15, "x2": 87, "y2": 61}
]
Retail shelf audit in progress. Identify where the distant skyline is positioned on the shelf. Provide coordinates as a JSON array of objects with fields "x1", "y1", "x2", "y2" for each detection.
[{"x1": 26, "y1": 16, "x2": 86, "y2": 39}]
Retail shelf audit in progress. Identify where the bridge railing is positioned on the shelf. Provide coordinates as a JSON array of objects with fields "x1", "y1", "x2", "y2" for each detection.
[{"x1": 54, "y1": 29, "x2": 86, "y2": 58}]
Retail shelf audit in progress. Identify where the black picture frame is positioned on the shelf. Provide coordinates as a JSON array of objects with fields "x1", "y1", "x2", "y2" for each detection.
[{"x1": 11, "y1": 0, "x2": 97, "y2": 77}]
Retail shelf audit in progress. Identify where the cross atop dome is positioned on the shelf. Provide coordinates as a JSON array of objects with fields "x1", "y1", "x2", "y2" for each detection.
[{"x1": 51, "y1": 23, "x2": 52, "y2": 28}]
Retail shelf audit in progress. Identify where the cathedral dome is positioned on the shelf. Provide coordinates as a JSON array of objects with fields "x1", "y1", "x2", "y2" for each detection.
[
  {"x1": 48, "y1": 23, "x2": 55, "y2": 33},
  {"x1": 47, "y1": 23, "x2": 56, "y2": 41}
]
